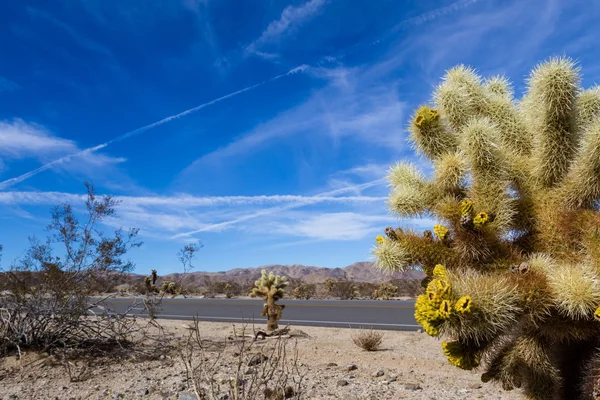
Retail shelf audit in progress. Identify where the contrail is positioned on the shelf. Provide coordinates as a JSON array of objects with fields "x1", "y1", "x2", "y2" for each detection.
[
  {"x1": 0, "y1": 0, "x2": 482, "y2": 190},
  {"x1": 171, "y1": 178, "x2": 387, "y2": 238},
  {"x1": 0, "y1": 65, "x2": 308, "y2": 190}
]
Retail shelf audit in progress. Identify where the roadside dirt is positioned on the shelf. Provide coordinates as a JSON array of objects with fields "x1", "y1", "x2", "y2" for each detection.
[{"x1": 0, "y1": 320, "x2": 521, "y2": 400}]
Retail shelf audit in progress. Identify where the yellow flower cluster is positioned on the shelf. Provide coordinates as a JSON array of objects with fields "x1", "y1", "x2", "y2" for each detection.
[
  {"x1": 442, "y1": 340, "x2": 480, "y2": 370},
  {"x1": 375, "y1": 235, "x2": 384, "y2": 244},
  {"x1": 433, "y1": 224, "x2": 450, "y2": 240},
  {"x1": 413, "y1": 106, "x2": 440, "y2": 128},
  {"x1": 415, "y1": 264, "x2": 452, "y2": 337},
  {"x1": 473, "y1": 211, "x2": 490, "y2": 229},
  {"x1": 415, "y1": 265, "x2": 475, "y2": 341},
  {"x1": 460, "y1": 199, "x2": 474, "y2": 216}
]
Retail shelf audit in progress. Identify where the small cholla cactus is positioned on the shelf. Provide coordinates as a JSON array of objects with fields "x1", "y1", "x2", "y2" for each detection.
[
  {"x1": 372, "y1": 57, "x2": 600, "y2": 399},
  {"x1": 161, "y1": 280, "x2": 178, "y2": 295},
  {"x1": 249, "y1": 270, "x2": 288, "y2": 331}
]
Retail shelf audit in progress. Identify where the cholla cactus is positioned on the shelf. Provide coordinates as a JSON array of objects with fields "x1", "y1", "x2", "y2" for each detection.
[
  {"x1": 372, "y1": 56, "x2": 600, "y2": 399},
  {"x1": 249, "y1": 270, "x2": 288, "y2": 331},
  {"x1": 161, "y1": 280, "x2": 178, "y2": 295}
]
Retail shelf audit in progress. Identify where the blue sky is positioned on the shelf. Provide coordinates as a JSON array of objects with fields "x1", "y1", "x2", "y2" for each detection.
[{"x1": 1, "y1": 0, "x2": 599, "y2": 275}]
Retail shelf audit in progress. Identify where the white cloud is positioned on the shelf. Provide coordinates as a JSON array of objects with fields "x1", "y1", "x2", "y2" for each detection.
[
  {"x1": 180, "y1": 68, "x2": 408, "y2": 174},
  {"x1": 0, "y1": 182, "x2": 388, "y2": 241},
  {"x1": 0, "y1": 119, "x2": 125, "y2": 169},
  {"x1": 244, "y1": 0, "x2": 328, "y2": 56},
  {"x1": 267, "y1": 212, "x2": 392, "y2": 241}
]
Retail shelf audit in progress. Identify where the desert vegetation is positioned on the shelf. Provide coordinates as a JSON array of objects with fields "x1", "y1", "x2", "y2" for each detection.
[
  {"x1": 373, "y1": 56, "x2": 600, "y2": 399},
  {"x1": 0, "y1": 184, "x2": 308, "y2": 399},
  {"x1": 250, "y1": 270, "x2": 289, "y2": 332}
]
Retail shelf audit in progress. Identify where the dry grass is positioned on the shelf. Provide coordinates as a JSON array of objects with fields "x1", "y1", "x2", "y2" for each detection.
[{"x1": 351, "y1": 329, "x2": 384, "y2": 352}]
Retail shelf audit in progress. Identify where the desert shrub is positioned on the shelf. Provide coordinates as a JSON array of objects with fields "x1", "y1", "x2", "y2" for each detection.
[
  {"x1": 351, "y1": 329, "x2": 384, "y2": 351},
  {"x1": 224, "y1": 280, "x2": 243, "y2": 298},
  {"x1": 0, "y1": 183, "x2": 168, "y2": 360},
  {"x1": 292, "y1": 284, "x2": 316, "y2": 300},
  {"x1": 371, "y1": 283, "x2": 399, "y2": 300},
  {"x1": 324, "y1": 279, "x2": 358, "y2": 300},
  {"x1": 356, "y1": 282, "x2": 378, "y2": 298},
  {"x1": 180, "y1": 318, "x2": 305, "y2": 399},
  {"x1": 391, "y1": 278, "x2": 422, "y2": 297},
  {"x1": 202, "y1": 277, "x2": 228, "y2": 298},
  {"x1": 372, "y1": 57, "x2": 600, "y2": 399}
]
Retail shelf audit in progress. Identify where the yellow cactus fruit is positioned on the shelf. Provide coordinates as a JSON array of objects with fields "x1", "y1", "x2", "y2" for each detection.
[
  {"x1": 434, "y1": 224, "x2": 450, "y2": 240},
  {"x1": 461, "y1": 199, "x2": 474, "y2": 215},
  {"x1": 442, "y1": 340, "x2": 480, "y2": 370},
  {"x1": 473, "y1": 211, "x2": 489, "y2": 229},
  {"x1": 439, "y1": 299, "x2": 452, "y2": 318},
  {"x1": 594, "y1": 305, "x2": 600, "y2": 322},
  {"x1": 375, "y1": 235, "x2": 384, "y2": 244},
  {"x1": 455, "y1": 295, "x2": 473, "y2": 314},
  {"x1": 433, "y1": 264, "x2": 448, "y2": 279},
  {"x1": 414, "y1": 106, "x2": 440, "y2": 127}
]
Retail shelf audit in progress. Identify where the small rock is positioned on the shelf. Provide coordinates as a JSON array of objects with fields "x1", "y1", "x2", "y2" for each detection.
[
  {"x1": 468, "y1": 383, "x2": 482, "y2": 389},
  {"x1": 337, "y1": 380, "x2": 349, "y2": 387},
  {"x1": 247, "y1": 354, "x2": 268, "y2": 366},
  {"x1": 372, "y1": 370, "x2": 385, "y2": 377},
  {"x1": 416, "y1": 329, "x2": 423, "y2": 333},
  {"x1": 348, "y1": 374, "x2": 356, "y2": 379},
  {"x1": 177, "y1": 383, "x2": 186, "y2": 391},
  {"x1": 178, "y1": 392, "x2": 198, "y2": 400},
  {"x1": 345, "y1": 364, "x2": 358, "y2": 372},
  {"x1": 138, "y1": 388, "x2": 150, "y2": 396},
  {"x1": 403, "y1": 383, "x2": 422, "y2": 391},
  {"x1": 9, "y1": 395, "x2": 18, "y2": 399},
  {"x1": 457, "y1": 388, "x2": 470, "y2": 394},
  {"x1": 386, "y1": 375, "x2": 398, "y2": 383},
  {"x1": 216, "y1": 394, "x2": 229, "y2": 400},
  {"x1": 326, "y1": 362, "x2": 338, "y2": 367},
  {"x1": 112, "y1": 394, "x2": 124, "y2": 399}
]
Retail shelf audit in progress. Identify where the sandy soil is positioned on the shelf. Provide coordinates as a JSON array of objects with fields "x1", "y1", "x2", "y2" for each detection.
[{"x1": 0, "y1": 320, "x2": 522, "y2": 400}]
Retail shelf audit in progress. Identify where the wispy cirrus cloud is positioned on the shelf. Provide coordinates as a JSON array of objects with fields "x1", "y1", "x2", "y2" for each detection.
[
  {"x1": 244, "y1": 0, "x2": 328, "y2": 57},
  {"x1": 0, "y1": 178, "x2": 391, "y2": 241},
  {"x1": 0, "y1": 118, "x2": 125, "y2": 178},
  {"x1": 26, "y1": 6, "x2": 112, "y2": 57},
  {"x1": 179, "y1": 66, "x2": 408, "y2": 175}
]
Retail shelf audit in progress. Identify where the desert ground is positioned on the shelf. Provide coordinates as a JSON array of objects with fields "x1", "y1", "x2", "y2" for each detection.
[{"x1": 0, "y1": 319, "x2": 523, "y2": 400}]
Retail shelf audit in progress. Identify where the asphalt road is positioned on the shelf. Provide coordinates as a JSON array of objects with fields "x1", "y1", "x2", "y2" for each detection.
[{"x1": 95, "y1": 298, "x2": 419, "y2": 331}]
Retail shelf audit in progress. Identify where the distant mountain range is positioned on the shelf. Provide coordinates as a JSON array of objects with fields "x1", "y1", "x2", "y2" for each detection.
[{"x1": 126, "y1": 262, "x2": 424, "y2": 286}]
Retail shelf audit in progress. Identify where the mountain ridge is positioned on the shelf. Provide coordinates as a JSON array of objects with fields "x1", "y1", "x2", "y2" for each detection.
[{"x1": 133, "y1": 261, "x2": 424, "y2": 285}]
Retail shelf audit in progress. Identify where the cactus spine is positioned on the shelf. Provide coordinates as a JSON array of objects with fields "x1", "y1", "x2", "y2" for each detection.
[
  {"x1": 372, "y1": 56, "x2": 600, "y2": 399},
  {"x1": 249, "y1": 270, "x2": 288, "y2": 332}
]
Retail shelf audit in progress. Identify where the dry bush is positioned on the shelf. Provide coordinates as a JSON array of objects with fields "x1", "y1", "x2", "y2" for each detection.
[
  {"x1": 371, "y1": 282, "x2": 399, "y2": 300},
  {"x1": 324, "y1": 279, "x2": 358, "y2": 300},
  {"x1": 356, "y1": 283, "x2": 378, "y2": 299},
  {"x1": 292, "y1": 284, "x2": 316, "y2": 300},
  {"x1": 351, "y1": 329, "x2": 384, "y2": 351},
  {"x1": 0, "y1": 183, "x2": 171, "y2": 369},
  {"x1": 392, "y1": 279, "x2": 422, "y2": 297},
  {"x1": 180, "y1": 318, "x2": 306, "y2": 399}
]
